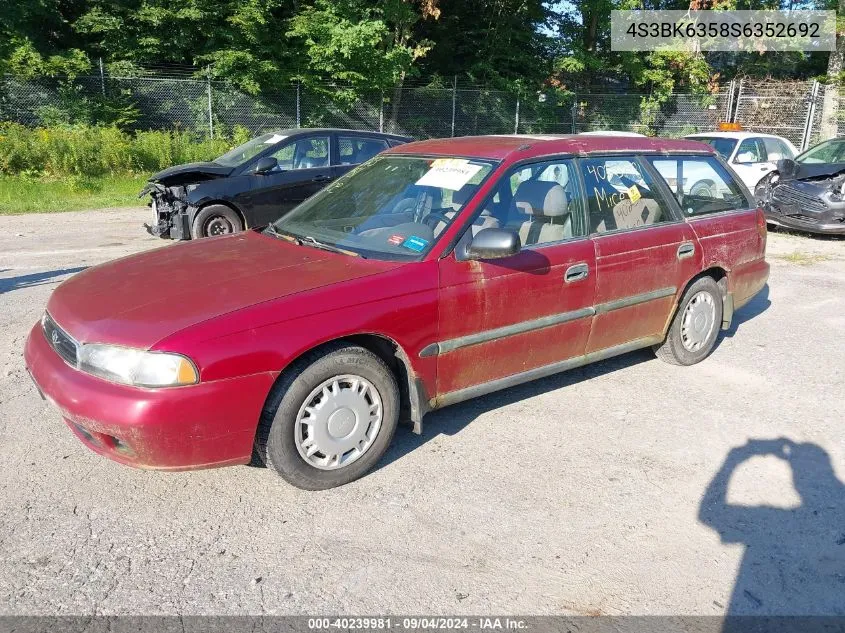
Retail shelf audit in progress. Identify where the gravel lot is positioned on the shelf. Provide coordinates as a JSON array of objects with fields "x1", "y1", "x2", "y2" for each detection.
[{"x1": 1, "y1": 208, "x2": 843, "y2": 616}]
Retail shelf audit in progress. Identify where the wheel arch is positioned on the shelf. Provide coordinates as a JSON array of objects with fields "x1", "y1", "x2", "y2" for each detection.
[
  {"x1": 193, "y1": 200, "x2": 248, "y2": 230},
  {"x1": 260, "y1": 333, "x2": 428, "y2": 438},
  {"x1": 663, "y1": 266, "x2": 730, "y2": 336}
]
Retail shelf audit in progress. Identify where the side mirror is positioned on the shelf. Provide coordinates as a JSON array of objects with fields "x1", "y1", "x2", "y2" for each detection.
[
  {"x1": 460, "y1": 228, "x2": 521, "y2": 261},
  {"x1": 776, "y1": 158, "x2": 799, "y2": 180},
  {"x1": 253, "y1": 156, "x2": 278, "y2": 174}
]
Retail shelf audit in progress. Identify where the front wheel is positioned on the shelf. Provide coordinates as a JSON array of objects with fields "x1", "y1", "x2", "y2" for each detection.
[
  {"x1": 654, "y1": 276, "x2": 723, "y2": 366},
  {"x1": 191, "y1": 204, "x2": 243, "y2": 239},
  {"x1": 253, "y1": 344, "x2": 399, "y2": 490}
]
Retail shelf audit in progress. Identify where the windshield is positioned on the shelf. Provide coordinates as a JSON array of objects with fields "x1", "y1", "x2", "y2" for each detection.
[
  {"x1": 271, "y1": 155, "x2": 496, "y2": 260},
  {"x1": 797, "y1": 139, "x2": 845, "y2": 164},
  {"x1": 687, "y1": 137, "x2": 738, "y2": 161},
  {"x1": 214, "y1": 132, "x2": 288, "y2": 167}
]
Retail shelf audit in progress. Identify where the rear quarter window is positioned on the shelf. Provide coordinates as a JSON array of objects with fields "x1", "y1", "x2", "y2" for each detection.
[{"x1": 648, "y1": 155, "x2": 750, "y2": 217}]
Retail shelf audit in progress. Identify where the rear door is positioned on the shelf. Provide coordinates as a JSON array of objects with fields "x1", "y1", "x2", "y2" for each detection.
[
  {"x1": 435, "y1": 157, "x2": 596, "y2": 398},
  {"x1": 581, "y1": 154, "x2": 701, "y2": 353},
  {"x1": 648, "y1": 154, "x2": 767, "y2": 308},
  {"x1": 236, "y1": 135, "x2": 333, "y2": 225}
]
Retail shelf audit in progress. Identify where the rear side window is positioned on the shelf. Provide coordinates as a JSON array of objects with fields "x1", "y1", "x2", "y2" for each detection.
[
  {"x1": 580, "y1": 156, "x2": 675, "y2": 234},
  {"x1": 762, "y1": 138, "x2": 794, "y2": 161},
  {"x1": 649, "y1": 156, "x2": 750, "y2": 216},
  {"x1": 339, "y1": 136, "x2": 389, "y2": 165}
]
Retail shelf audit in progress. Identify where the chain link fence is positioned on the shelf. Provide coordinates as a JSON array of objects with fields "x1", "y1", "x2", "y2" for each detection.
[{"x1": 1, "y1": 71, "x2": 842, "y2": 147}]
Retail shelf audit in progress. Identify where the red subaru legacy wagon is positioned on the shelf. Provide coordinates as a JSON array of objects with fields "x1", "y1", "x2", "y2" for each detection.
[{"x1": 25, "y1": 135, "x2": 769, "y2": 489}]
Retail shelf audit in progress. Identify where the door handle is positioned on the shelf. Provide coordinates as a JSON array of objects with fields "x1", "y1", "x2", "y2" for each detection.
[
  {"x1": 564, "y1": 263, "x2": 589, "y2": 283},
  {"x1": 677, "y1": 242, "x2": 695, "y2": 260},
  {"x1": 312, "y1": 175, "x2": 332, "y2": 182}
]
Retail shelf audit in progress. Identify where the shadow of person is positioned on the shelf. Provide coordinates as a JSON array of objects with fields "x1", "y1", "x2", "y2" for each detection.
[
  {"x1": 0, "y1": 266, "x2": 88, "y2": 294},
  {"x1": 699, "y1": 439, "x2": 845, "y2": 627}
]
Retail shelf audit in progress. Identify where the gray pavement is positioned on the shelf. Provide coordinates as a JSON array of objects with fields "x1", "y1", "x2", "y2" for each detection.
[{"x1": 1, "y1": 208, "x2": 843, "y2": 615}]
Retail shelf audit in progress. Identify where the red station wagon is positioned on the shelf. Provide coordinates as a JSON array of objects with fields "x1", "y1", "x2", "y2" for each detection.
[{"x1": 24, "y1": 135, "x2": 769, "y2": 489}]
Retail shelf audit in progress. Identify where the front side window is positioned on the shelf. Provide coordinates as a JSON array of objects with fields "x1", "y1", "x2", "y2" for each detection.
[
  {"x1": 484, "y1": 159, "x2": 585, "y2": 246},
  {"x1": 271, "y1": 155, "x2": 495, "y2": 260},
  {"x1": 734, "y1": 138, "x2": 766, "y2": 164},
  {"x1": 581, "y1": 156, "x2": 675, "y2": 233},
  {"x1": 650, "y1": 156, "x2": 749, "y2": 217},
  {"x1": 271, "y1": 136, "x2": 330, "y2": 170},
  {"x1": 339, "y1": 136, "x2": 389, "y2": 165}
]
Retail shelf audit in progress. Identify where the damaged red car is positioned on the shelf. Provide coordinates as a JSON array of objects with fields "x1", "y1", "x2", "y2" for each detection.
[{"x1": 24, "y1": 135, "x2": 769, "y2": 490}]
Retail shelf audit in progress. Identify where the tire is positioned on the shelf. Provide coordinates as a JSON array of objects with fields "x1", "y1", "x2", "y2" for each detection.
[
  {"x1": 253, "y1": 344, "x2": 399, "y2": 490},
  {"x1": 653, "y1": 276, "x2": 723, "y2": 366},
  {"x1": 689, "y1": 180, "x2": 716, "y2": 198},
  {"x1": 191, "y1": 204, "x2": 243, "y2": 239}
]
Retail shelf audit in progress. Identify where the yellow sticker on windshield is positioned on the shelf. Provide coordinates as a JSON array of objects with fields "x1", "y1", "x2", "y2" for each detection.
[{"x1": 627, "y1": 185, "x2": 642, "y2": 204}]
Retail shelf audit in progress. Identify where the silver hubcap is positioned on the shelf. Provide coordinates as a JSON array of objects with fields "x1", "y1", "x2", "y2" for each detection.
[
  {"x1": 294, "y1": 375, "x2": 383, "y2": 470},
  {"x1": 207, "y1": 217, "x2": 232, "y2": 236},
  {"x1": 681, "y1": 291, "x2": 717, "y2": 352}
]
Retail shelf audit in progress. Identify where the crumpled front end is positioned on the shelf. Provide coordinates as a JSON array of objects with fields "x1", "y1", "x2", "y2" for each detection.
[
  {"x1": 140, "y1": 182, "x2": 194, "y2": 240},
  {"x1": 766, "y1": 175, "x2": 845, "y2": 235}
]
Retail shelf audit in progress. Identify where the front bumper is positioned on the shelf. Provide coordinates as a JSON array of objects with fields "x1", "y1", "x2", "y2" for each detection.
[
  {"x1": 24, "y1": 323, "x2": 276, "y2": 470},
  {"x1": 144, "y1": 202, "x2": 193, "y2": 240},
  {"x1": 765, "y1": 202, "x2": 845, "y2": 235}
]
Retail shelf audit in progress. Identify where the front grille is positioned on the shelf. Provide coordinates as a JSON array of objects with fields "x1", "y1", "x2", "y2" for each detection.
[
  {"x1": 42, "y1": 313, "x2": 79, "y2": 366},
  {"x1": 772, "y1": 185, "x2": 827, "y2": 213},
  {"x1": 788, "y1": 214, "x2": 819, "y2": 224}
]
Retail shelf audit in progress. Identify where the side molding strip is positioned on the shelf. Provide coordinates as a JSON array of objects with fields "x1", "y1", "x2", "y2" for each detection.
[
  {"x1": 431, "y1": 335, "x2": 663, "y2": 409},
  {"x1": 420, "y1": 286, "x2": 677, "y2": 358},
  {"x1": 593, "y1": 286, "x2": 676, "y2": 315}
]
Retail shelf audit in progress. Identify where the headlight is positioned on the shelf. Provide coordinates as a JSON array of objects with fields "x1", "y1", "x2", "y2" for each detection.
[{"x1": 78, "y1": 344, "x2": 198, "y2": 388}]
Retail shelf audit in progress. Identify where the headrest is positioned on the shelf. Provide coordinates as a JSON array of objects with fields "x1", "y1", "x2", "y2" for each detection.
[
  {"x1": 513, "y1": 181, "x2": 568, "y2": 217},
  {"x1": 451, "y1": 184, "x2": 478, "y2": 206}
]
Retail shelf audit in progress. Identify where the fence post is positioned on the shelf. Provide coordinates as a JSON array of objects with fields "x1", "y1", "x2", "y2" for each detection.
[
  {"x1": 514, "y1": 93, "x2": 520, "y2": 134},
  {"x1": 379, "y1": 90, "x2": 384, "y2": 133},
  {"x1": 731, "y1": 78, "x2": 744, "y2": 123},
  {"x1": 571, "y1": 95, "x2": 577, "y2": 133},
  {"x1": 296, "y1": 81, "x2": 301, "y2": 128},
  {"x1": 724, "y1": 79, "x2": 735, "y2": 122},
  {"x1": 801, "y1": 80, "x2": 821, "y2": 151},
  {"x1": 451, "y1": 76, "x2": 457, "y2": 137},
  {"x1": 98, "y1": 58, "x2": 106, "y2": 96},
  {"x1": 206, "y1": 66, "x2": 214, "y2": 139}
]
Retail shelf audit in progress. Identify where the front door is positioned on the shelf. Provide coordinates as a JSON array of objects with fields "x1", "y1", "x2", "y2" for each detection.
[
  {"x1": 580, "y1": 154, "x2": 700, "y2": 353},
  {"x1": 730, "y1": 137, "x2": 775, "y2": 191},
  {"x1": 435, "y1": 158, "x2": 596, "y2": 398},
  {"x1": 237, "y1": 135, "x2": 333, "y2": 225}
]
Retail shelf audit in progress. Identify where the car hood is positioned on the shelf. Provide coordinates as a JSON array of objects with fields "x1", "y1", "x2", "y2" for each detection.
[
  {"x1": 46, "y1": 231, "x2": 401, "y2": 349},
  {"x1": 149, "y1": 161, "x2": 234, "y2": 183}
]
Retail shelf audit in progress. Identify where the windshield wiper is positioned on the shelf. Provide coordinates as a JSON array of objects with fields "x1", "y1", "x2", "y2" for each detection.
[{"x1": 298, "y1": 236, "x2": 362, "y2": 258}]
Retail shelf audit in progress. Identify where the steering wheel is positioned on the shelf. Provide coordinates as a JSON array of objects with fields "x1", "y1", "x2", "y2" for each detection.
[{"x1": 422, "y1": 209, "x2": 452, "y2": 230}]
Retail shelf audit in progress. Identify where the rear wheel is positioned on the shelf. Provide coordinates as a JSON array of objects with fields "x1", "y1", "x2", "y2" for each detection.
[
  {"x1": 253, "y1": 344, "x2": 399, "y2": 490},
  {"x1": 191, "y1": 204, "x2": 243, "y2": 239},
  {"x1": 654, "y1": 276, "x2": 723, "y2": 366}
]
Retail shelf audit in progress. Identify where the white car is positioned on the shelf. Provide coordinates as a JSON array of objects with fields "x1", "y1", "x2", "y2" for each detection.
[{"x1": 683, "y1": 131, "x2": 798, "y2": 190}]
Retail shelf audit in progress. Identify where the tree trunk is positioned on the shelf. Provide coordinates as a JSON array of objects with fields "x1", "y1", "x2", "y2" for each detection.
[
  {"x1": 389, "y1": 71, "x2": 406, "y2": 131},
  {"x1": 820, "y1": 2, "x2": 845, "y2": 140}
]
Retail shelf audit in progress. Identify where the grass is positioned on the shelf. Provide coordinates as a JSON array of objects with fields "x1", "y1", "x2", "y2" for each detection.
[
  {"x1": 0, "y1": 174, "x2": 148, "y2": 214},
  {"x1": 774, "y1": 252, "x2": 831, "y2": 266}
]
